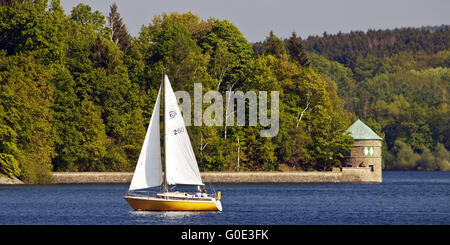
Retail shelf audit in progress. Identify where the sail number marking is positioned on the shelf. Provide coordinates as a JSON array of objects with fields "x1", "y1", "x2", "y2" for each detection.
[{"x1": 173, "y1": 127, "x2": 184, "y2": 135}]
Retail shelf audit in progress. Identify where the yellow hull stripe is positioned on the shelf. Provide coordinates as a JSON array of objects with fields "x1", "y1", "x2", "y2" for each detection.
[{"x1": 125, "y1": 197, "x2": 221, "y2": 211}]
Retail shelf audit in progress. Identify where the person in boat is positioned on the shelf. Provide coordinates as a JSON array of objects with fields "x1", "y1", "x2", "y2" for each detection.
[
  {"x1": 202, "y1": 189, "x2": 208, "y2": 198},
  {"x1": 359, "y1": 161, "x2": 366, "y2": 167},
  {"x1": 195, "y1": 186, "x2": 202, "y2": 198}
]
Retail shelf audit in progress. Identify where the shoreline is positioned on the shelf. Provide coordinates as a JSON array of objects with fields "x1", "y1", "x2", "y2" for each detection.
[
  {"x1": 0, "y1": 175, "x2": 24, "y2": 185},
  {"x1": 0, "y1": 168, "x2": 382, "y2": 185},
  {"x1": 51, "y1": 169, "x2": 381, "y2": 184}
]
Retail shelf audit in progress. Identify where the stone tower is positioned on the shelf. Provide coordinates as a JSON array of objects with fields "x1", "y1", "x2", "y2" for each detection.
[{"x1": 344, "y1": 119, "x2": 383, "y2": 182}]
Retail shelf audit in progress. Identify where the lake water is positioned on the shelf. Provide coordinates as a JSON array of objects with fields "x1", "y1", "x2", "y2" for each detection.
[{"x1": 0, "y1": 171, "x2": 449, "y2": 225}]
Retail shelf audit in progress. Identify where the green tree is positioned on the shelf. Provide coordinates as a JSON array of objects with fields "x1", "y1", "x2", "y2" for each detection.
[
  {"x1": 49, "y1": 64, "x2": 83, "y2": 171},
  {"x1": 77, "y1": 98, "x2": 108, "y2": 171},
  {"x1": 309, "y1": 53, "x2": 358, "y2": 112},
  {"x1": 0, "y1": 53, "x2": 54, "y2": 183},
  {"x1": 260, "y1": 30, "x2": 286, "y2": 57},
  {"x1": 149, "y1": 20, "x2": 207, "y2": 87},
  {"x1": 0, "y1": 0, "x2": 68, "y2": 64},
  {"x1": 353, "y1": 54, "x2": 392, "y2": 81},
  {"x1": 107, "y1": 2, "x2": 130, "y2": 52},
  {"x1": 200, "y1": 19, "x2": 253, "y2": 90},
  {"x1": 0, "y1": 153, "x2": 21, "y2": 177},
  {"x1": 70, "y1": 3, "x2": 106, "y2": 34},
  {"x1": 285, "y1": 31, "x2": 310, "y2": 66},
  {"x1": 389, "y1": 140, "x2": 420, "y2": 170},
  {"x1": 435, "y1": 143, "x2": 450, "y2": 171}
]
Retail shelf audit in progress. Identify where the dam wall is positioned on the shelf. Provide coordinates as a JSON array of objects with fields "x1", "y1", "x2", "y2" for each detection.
[{"x1": 51, "y1": 168, "x2": 381, "y2": 184}]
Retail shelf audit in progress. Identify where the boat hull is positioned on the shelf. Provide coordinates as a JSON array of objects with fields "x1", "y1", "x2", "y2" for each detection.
[{"x1": 124, "y1": 196, "x2": 222, "y2": 212}]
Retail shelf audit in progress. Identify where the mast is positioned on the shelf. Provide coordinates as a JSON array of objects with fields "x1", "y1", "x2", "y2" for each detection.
[{"x1": 162, "y1": 69, "x2": 168, "y2": 193}]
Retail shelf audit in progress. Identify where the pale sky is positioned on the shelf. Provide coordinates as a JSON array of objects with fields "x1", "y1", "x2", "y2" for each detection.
[{"x1": 61, "y1": 0, "x2": 450, "y2": 42}]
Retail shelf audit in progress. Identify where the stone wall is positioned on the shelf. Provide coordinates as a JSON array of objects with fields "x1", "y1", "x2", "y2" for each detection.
[
  {"x1": 53, "y1": 172, "x2": 133, "y2": 184},
  {"x1": 51, "y1": 170, "x2": 382, "y2": 184}
]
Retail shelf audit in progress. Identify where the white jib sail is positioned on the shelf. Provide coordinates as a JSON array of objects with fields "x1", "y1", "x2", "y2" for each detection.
[
  {"x1": 129, "y1": 87, "x2": 163, "y2": 190},
  {"x1": 164, "y1": 75, "x2": 204, "y2": 186}
]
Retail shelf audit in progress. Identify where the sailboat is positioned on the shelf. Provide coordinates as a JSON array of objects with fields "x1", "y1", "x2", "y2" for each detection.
[{"x1": 124, "y1": 74, "x2": 222, "y2": 212}]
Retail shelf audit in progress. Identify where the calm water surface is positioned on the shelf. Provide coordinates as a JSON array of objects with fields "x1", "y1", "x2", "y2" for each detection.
[{"x1": 0, "y1": 171, "x2": 449, "y2": 225}]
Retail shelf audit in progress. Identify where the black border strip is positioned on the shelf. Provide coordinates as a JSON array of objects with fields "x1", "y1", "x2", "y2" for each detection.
[{"x1": 0, "y1": 225, "x2": 448, "y2": 243}]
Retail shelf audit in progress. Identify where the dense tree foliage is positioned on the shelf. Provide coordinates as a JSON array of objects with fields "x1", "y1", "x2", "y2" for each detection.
[
  {"x1": 304, "y1": 26, "x2": 450, "y2": 70},
  {"x1": 306, "y1": 28, "x2": 449, "y2": 171},
  {"x1": 0, "y1": 52, "x2": 54, "y2": 183},
  {"x1": 0, "y1": 1, "x2": 447, "y2": 182}
]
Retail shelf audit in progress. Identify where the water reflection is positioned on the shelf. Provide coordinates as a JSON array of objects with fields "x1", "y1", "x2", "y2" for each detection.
[{"x1": 129, "y1": 210, "x2": 222, "y2": 225}]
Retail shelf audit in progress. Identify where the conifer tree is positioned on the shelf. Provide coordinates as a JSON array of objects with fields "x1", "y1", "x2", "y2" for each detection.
[
  {"x1": 261, "y1": 30, "x2": 286, "y2": 57},
  {"x1": 107, "y1": 2, "x2": 130, "y2": 52},
  {"x1": 285, "y1": 31, "x2": 310, "y2": 67}
]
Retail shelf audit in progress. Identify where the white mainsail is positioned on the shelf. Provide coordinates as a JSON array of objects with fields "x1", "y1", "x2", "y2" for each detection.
[
  {"x1": 129, "y1": 87, "x2": 163, "y2": 190},
  {"x1": 164, "y1": 75, "x2": 204, "y2": 186}
]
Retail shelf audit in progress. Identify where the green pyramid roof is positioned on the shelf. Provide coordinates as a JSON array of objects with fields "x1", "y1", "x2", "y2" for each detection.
[{"x1": 346, "y1": 119, "x2": 382, "y2": 140}]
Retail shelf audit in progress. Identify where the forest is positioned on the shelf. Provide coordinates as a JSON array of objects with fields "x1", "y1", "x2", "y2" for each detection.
[{"x1": 0, "y1": 0, "x2": 448, "y2": 183}]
